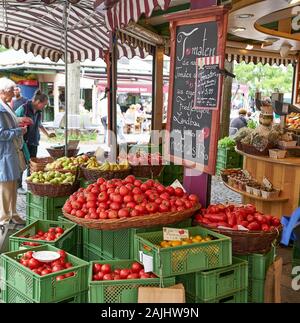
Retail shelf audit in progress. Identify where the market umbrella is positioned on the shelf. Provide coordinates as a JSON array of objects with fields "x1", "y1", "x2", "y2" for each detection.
[{"x1": 0, "y1": 0, "x2": 148, "y2": 155}]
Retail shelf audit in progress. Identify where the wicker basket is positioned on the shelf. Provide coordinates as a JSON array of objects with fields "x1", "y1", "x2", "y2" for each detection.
[
  {"x1": 30, "y1": 157, "x2": 54, "y2": 173},
  {"x1": 199, "y1": 223, "x2": 282, "y2": 254},
  {"x1": 63, "y1": 204, "x2": 200, "y2": 230},
  {"x1": 26, "y1": 180, "x2": 80, "y2": 197},
  {"x1": 81, "y1": 166, "x2": 131, "y2": 182},
  {"x1": 47, "y1": 148, "x2": 79, "y2": 159},
  {"x1": 131, "y1": 165, "x2": 164, "y2": 178}
]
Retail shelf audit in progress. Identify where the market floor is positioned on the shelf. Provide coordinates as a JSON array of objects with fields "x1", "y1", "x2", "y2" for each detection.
[{"x1": 12, "y1": 176, "x2": 300, "y2": 303}]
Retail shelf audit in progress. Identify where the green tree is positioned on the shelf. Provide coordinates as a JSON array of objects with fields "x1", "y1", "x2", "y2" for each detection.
[{"x1": 233, "y1": 62, "x2": 293, "y2": 98}]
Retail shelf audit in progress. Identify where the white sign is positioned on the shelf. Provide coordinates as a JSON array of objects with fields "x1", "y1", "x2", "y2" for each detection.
[
  {"x1": 139, "y1": 253, "x2": 154, "y2": 273},
  {"x1": 263, "y1": 177, "x2": 273, "y2": 190},
  {"x1": 163, "y1": 227, "x2": 189, "y2": 241},
  {"x1": 170, "y1": 180, "x2": 186, "y2": 192}
]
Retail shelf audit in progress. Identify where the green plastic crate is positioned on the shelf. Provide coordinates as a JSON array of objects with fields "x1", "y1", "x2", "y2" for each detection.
[
  {"x1": 88, "y1": 260, "x2": 175, "y2": 303},
  {"x1": 58, "y1": 216, "x2": 83, "y2": 258},
  {"x1": 83, "y1": 219, "x2": 192, "y2": 261},
  {"x1": 134, "y1": 227, "x2": 232, "y2": 277},
  {"x1": 176, "y1": 257, "x2": 248, "y2": 301},
  {"x1": 187, "y1": 288, "x2": 248, "y2": 303},
  {"x1": 1, "y1": 245, "x2": 89, "y2": 303},
  {"x1": 26, "y1": 192, "x2": 68, "y2": 214},
  {"x1": 234, "y1": 247, "x2": 275, "y2": 280},
  {"x1": 80, "y1": 179, "x2": 93, "y2": 188},
  {"x1": 9, "y1": 220, "x2": 77, "y2": 252},
  {"x1": 247, "y1": 278, "x2": 265, "y2": 303},
  {"x1": 1, "y1": 282, "x2": 88, "y2": 303},
  {"x1": 83, "y1": 245, "x2": 113, "y2": 262}
]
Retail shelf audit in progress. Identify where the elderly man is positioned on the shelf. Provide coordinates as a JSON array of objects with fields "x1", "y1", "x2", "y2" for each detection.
[{"x1": 230, "y1": 108, "x2": 248, "y2": 136}]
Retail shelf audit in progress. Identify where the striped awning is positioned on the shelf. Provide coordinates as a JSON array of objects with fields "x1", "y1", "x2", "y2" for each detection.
[
  {"x1": 226, "y1": 49, "x2": 297, "y2": 67},
  {"x1": 95, "y1": 0, "x2": 172, "y2": 31},
  {"x1": 0, "y1": 0, "x2": 149, "y2": 62}
]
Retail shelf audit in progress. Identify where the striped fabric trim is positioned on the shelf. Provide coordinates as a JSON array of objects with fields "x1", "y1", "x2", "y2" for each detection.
[
  {"x1": 0, "y1": 0, "x2": 148, "y2": 62},
  {"x1": 96, "y1": 0, "x2": 172, "y2": 31},
  {"x1": 225, "y1": 53, "x2": 295, "y2": 66}
]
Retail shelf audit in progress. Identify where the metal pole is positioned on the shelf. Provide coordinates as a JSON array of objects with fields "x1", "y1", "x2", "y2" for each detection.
[
  {"x1": 64, "y1": 3, "x2": 69, "y2": 157},
  {"x1": 110, "y1": 32, "x2": 117, "y2": 159}
]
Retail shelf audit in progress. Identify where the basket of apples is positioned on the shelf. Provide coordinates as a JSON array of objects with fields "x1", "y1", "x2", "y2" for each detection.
[
  {"x1": 62, "y1": 175, "x2": 200, "y2": 230},
  {"x1": 194, "y1": 204, "x2": 282, "y2": 254},
  {"x1": 127, "y1": 152, "x2": 164, "y2": 178}
]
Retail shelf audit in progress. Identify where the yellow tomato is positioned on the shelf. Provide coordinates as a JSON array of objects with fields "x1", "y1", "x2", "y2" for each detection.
[{"x1": 171, "y1": 240, "x2": 182, "y2": 247}]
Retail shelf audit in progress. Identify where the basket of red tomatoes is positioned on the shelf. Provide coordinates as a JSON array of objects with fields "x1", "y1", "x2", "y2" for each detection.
[{"x1": 194, "y1": 204, "x2": 282, "y2": 254}]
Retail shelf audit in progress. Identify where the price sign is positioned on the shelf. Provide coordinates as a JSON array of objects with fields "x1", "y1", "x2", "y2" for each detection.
[{"x1": 163, "y1": 228, "x2": 189, "y2": 241}]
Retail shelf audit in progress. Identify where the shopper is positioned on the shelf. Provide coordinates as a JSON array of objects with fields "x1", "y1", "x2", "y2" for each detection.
[
  {"x1": 0, "y1": 77, "x2": 28, "y2": 226},
  {"x1": 15, "y1": 89, "x2": 56, "y2": 160},
  {"x1": 229, "y1": 108, "x2": 248, "y2": 136},
  {"x1": 11, "y1": 86, "x2": 27, "y2": 111},
  {"x1": 100, "y1": 88, "x2": 109, "y2": 144}
]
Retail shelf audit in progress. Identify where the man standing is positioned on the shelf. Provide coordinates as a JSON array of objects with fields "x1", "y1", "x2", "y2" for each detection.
[
  {"x1": 11, "y1": 86, "x2": 27, "y2": 111},
  {"x1": 229, "y1": 108, "x2": 248, "y2": 136}
]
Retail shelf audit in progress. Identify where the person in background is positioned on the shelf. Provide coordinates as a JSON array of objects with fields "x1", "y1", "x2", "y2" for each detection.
[
  {"x1": 229, "y1": 108, "x2": 248, "y2": 136},
  {"x1": 15, "y1": 89, "x2": 56, "y2": 161},
  {"x1": 11, "y1": 86, "x2": 27, "y2": 111},
  {"x1": 99, "y1": 88, "x2": 109, "y2": 144},
  {"x1": 117, "y1": 103, "x2": 126, "y2": 142},
  {"x1": 0, "y1": 77, "x2": 28, "y2": 225}
]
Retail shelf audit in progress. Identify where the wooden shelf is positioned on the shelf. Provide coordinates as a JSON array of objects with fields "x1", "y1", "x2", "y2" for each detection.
[{"x1": 223, "y1": 182, "x2": 289, "y2": 202}]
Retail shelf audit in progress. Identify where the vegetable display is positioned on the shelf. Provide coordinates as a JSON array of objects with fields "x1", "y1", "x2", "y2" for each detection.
[
  {"x1": 218, "y1": 137, "x2": 236, "y2": 149},
  {"x1": 194, "y1": 204, "x2": 281, "y2": 232},
  {"x1": 19, "y1": 226, "x2": 65, "y2": 246}
]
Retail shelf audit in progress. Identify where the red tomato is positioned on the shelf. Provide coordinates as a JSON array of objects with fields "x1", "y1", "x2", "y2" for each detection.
[
  {"x1": 130, "y1": 210, "x2": 140, "y2": 217},
  {"x1": 56, "y1": 275, "x2": 65, "y2": 281},
  {"x1": 55, "y1": 227, "x2": 64, "y2": 234},
  {"x1": 160, "y1": 192, "x2": 170, "y2": 200},
  {"x1": 261, "y1": 224, "x2": 270, "y2": 232},
  {"x1": 52, "y1": 265, "x2": 64, "y2": 273},
  {"x1": 99, "y1": 211, "x2": 108, "y2": 219},
  {"x1": 107, "y1": 188, "x2": 115, "y2": 195},
  {"x1": 134, "y1": 194, "x2": 144, "y2": 204},
  {"x1": 126, "y1": 202, "x2": 136, "y2": 210},
  {"x1": 156, "y1": 184, "x2": 165, "y2": 194},
  {"x1": 184, "y1": 201, "x2": 192, "y2": 209},
  {"x1": 114, "y1": 268, "x2": 121, "y2": 275},
  {"x1": 124, "y1": 175, "x2": 135, "y2": 184},
  {"x1": 120, "y1": 268, "x2": 131, "y2": 279},
  {"x1": 111, "y1": 194, "x2": 123, "y2": 204},
  {"x1": 93, "y1": 263, "x2": 102, "y2": 274},
  {"x1": 108, "y1": 210, "x2": 118, "y2": 219},
  {"x1": 135, "y1": 205, "x2": 147, "y2": 215},
  {"x1": 57, "y1": 250, "x2": 66, "y2": 260},
  {"x1": 37, "y1": 230, "x2": 44, "y2": 237},
  {"x1": 247, "y1": 222, "x2": 260, "y2": 231},
  {"x1": 64, "y1": 262, "x2": 73, "y2": 269},
  {"x1": 114, "y1": 275, "x2": 121, "y2": 280},
  {"x1": 123, "y1": 195, "x2": 133, "y2": 203},
  {"x1": 118, "y1": 208, "x2": 130, "y2": 218},
  {"x1": 174, "y1": 187, "x2": 184, "y2": 197},
  {"x1": 75, "y1": 210, "x2": 85, "y2": 218},
  {"x1": 28, "y1": 258, "x2": 40, "y2": 269},
  {"x1": 101, "y1": 264, "x2": 111, "y2": 274},
  {"x1": 89, "y1": 212, "x2": 99, "y2": 219},
  {"x1": 110, "y1": 202, "x2": 121, "y2": 210},
  {"x1": 48, "y1": 228, "x2": 56, "y2": 234},
  {"x1": 98, "y1": 202, "x2": 108, "y2": 210},
  {"x1": 127, "y1": 273, "x2": 139, "y2": 279},
  {"x1": 41, "y1": 269, "x2": 52, "y2": 276},
  {"x1": 131, "y1": 262, "x2": 143, "y2": 273},
  {"x1": 133, "y1": 180, "x2": 142, "y2": 187},
  {"x1": 64, "y1": 272, "x2": 74, "y2": 278},
  {"x1": 96, "y1": 271, "x2": 104, "y2": 280},
  {"x1": 247, "y1": 214, "x2": 254, "y2": 223},
  {"x1": 24, "y1": 251, "x2": 34, "y2": 259},
  {"x1": 177, "y1": 206, "x2": 185, "y2": 212},
  {"x1": 103, "y1": 274, "x2": 113, "y2": 281},
  {"x1": 119, "y1": 186, "x2": 130, "y2": 196},
  {"x1": 98, "y1": 191, "x2": 108, "y2": 202},
  {"x1": 188, "y1": 194, "x2": 198, "y2": 203},
  {"x1": 132, "y1": 187, "x2": 142, "y2": 195},
  {"x1": 159, "y1": 204, "x2": 169, "y2": 213},
  {"x1": 86, "y1": 193, "x2": 97, "y2": 201},
  {"x1": 97, "y1": 178, "x2": 105, "y2": 185},
  {"x1": 149, "y1": 193, "x2": 159, "y2": 202},
  {"x1": 165, "y1": 186, "x2": 175, "y2": 196},
  {"x1": 155, "y1": 198, "x2": 162, "y2": 205},
  {"x1": 145, "y1": 179, "x2": 154, "y2": 187},
  {"x1": 125, "y1": 183, "x2": 134, "y2": 191}
]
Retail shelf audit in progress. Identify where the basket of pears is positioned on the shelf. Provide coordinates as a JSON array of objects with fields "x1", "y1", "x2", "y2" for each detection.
[
  {"x1": 45, "y1": 155, "x2": 90, "y2": 176},
  {"x1": 81, "y1": 157, "x2": 131, "y2": 182},
  {"x1": 26, "y1": 171, "x2": 79, "y2": 197}
]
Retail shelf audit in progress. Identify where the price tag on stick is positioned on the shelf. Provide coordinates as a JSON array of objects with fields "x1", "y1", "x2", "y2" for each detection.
[{"x1": 163, "y1": 228, "x2": 189, "y2": 241}]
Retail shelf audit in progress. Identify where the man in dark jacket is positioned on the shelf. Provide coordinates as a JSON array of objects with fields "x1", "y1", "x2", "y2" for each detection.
[{"x1": 230, "y1": 109, "x2": 248, "y2": 136}]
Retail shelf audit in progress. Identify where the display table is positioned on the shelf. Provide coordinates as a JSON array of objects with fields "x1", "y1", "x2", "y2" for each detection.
[{"x1": 235, "y1": 149, "x2": 300, "y2": 217}]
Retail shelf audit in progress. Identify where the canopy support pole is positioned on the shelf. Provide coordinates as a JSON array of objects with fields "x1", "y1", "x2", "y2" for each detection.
[{"x1": 64, "y1": 2, "x2": 69, "y2": 157}]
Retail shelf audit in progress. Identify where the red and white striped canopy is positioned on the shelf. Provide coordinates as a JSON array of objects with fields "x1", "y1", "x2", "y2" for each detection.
[
  {"x1": 95, "y1": 0, "x2": 172, "y2": 31},
  {"x1": 0, "y1": 0, "x2": 149, "y2": 62}
]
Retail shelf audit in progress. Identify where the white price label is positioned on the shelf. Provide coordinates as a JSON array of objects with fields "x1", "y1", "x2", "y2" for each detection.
[
  {"x1": 170, "y1": 180, "x2": 186, "y2": 192},
  {"x1": 163, "y1": 227, "x2": 189, "y2": 241}
]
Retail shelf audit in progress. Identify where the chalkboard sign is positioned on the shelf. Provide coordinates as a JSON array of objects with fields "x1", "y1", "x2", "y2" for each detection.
[
  {"x1": 167, "y1": 19, "x2": 222, "y2": 174},
  {"x1": 194, "y1": 56, "x2": 220, "y2": 109}
]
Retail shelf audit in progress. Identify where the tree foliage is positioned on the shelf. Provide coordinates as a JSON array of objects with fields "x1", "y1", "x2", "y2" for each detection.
[{"x1": 233, "y1": 62, "x2": 293, "y2": 98}]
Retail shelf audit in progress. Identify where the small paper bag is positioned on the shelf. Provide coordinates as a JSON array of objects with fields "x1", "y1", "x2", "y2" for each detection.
[
  {"x1": 264, "y1": 256, "x2": 282, "y2": 303},
  {"x1": 138, "y1": 283, "x2": 186, "y2": 303}
]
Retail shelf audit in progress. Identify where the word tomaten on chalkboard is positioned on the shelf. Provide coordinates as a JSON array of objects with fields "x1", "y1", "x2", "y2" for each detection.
[{"x1": 194, "y1": 56, "x2": 220, "y2": 110}]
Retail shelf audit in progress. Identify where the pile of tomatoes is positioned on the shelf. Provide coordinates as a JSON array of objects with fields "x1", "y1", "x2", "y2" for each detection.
[
  {"x1": 20, "y1": 227, "x2": 65, "y2": 246},
  {"x1": 63, "y1": 175, "x2": 199, "y2": 220},
  {"x1": 92, "y1": 262, "x2": 157, "y2": 281},
  {"x1": 194, "y1": 204, "x2": 281, "y2": 232},
  {"x1": 19, "y1": 250, "x2": 74, "y2": 280}
]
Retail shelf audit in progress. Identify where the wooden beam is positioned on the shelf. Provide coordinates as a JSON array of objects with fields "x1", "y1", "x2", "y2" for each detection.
[
  {"x1": 278, "y1": 18, "x2": 291, "y2": 34},
  {"x1": 152, "y1": 46, "x2": 164, "y2": 131}
]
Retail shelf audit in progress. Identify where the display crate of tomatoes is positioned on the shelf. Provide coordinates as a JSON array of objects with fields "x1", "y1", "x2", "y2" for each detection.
[
  {"x1": 82, "y1": 219, "x2": 192, "y2": 262},
  {"x1": 9, "y1": 220, "x2": 77, "y2": 253},
  {"x1": 83, "y1": 245, "x2": 113, "y2": 262},
  {"x1": 89, "y1": 260, "x2": 175, "y2": 303},
  {"x1": 186, "y1": 288, "x2": 248, "y2": 303},
  {"x1": 0, "y1": 245, "x2": 89, "y2": 303},
  {"x1": 176, "y1": 257, "x2": 248, "y2": 302},
  {"x1": 134, "y1": 226, "x2": 232, "y2": 278},
  {"x1": 1, "y1": 282, "x2": 88, "y2": 303}
]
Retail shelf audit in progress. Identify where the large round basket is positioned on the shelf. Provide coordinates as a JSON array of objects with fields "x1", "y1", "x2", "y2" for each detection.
[
  {"x1": 198, "y1": 223, "x2": 282, "y2": 254},
  {"x1": 130, "y1": 165, "x2": 164, "y2": 178},
  {"x1": 44, "y1": 167, "x2": 78, "y2": 176},
  {"x1": 30, "y1": 157, "x2": 54, "y2": 173},
  {"x1": 81, "y1": 166, "x2": 131, "y2": 182},
  {"x1": 63, "y1": 204, "x2": 200, "y2": 230},
  {"x1": 26, "y1": 180, "x2": 80, "y2": 197},
  {"x1": 47, "y1": 148, "x2": 79, "y2": 159}
]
